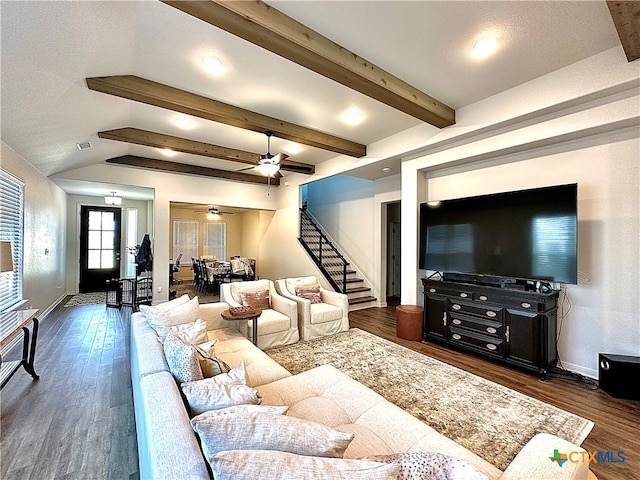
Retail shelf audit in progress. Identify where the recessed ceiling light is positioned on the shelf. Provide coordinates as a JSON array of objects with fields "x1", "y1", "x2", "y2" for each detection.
[
  {"x1": 341, "y1": 108, "x2": 365, "y2": 126},
  {"x1": 202, "y1": 55, "x2": 224, "y2": 75},
  {"x1": 160, "y1": 148, "x2": 177, "y2": 157},
  {"x1": 285, "y1": 143, "x2": 303, "y2": 155},
  {"x1": 175, "y1": 115, "x2": 195, "y2": 130},
  {"x1": 382, "y1": 167, "x2": 392, "y2": 173},
  {"x1": 472, "y1": 37, "x2": 498, "y2": 59}
]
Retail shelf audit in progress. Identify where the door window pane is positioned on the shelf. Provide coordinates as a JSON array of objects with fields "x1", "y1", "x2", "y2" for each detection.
[
  {"x1": 88, "y1": 250, "x2": 101, "y2": 269},
  {"x1": 89, "y1": 211, "x2": 102, "y2": 230},
  {"x1": 101, "y1": 250, "x2": 114, "y2": 269},
  {"x1": 88, "y1": 231, "x2": 101, "y2": 249},
  {"x1": 102, "y1": 231, "x2": 114, "y2": 249}
]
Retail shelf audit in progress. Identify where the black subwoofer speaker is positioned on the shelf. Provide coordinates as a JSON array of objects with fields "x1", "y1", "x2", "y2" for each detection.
[{"x1": 598, "y1": 353, "x2": 640, "y2": 401}]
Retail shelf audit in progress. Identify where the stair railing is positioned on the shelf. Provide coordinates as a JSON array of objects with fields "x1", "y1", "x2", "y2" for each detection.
[{"x1": 298, "y1": 209, "x2": 348, "y2": 293}]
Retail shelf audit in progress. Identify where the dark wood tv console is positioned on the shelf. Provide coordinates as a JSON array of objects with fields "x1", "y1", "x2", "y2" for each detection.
[{"x1": 421, "y1": 278, "x2": 559, "y2": 377}]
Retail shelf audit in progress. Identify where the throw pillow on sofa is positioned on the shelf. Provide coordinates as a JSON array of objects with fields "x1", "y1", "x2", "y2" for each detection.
[
  {"x1": 182, "y1": 381, "x2": 261, "y2": 416},
  {"x1": 240, "y1": 290, "x2": 271, "y2": 310},
  {"x1": 139, "y1": 293, "x2": 189, "y2": 314},
  {"x1": 193, "y1": 343, "x2": 231, "y2": 377},
  {"x1": 209, "y1": 450, "x2": 399, "y2": 480},
  {"x1": 142, "y1": 296, "x2": 200, "y2": 332},
  {"x1": 154, "y1": 318, "x2": 208, "y2": 344},
  {"x1": 190, "y1": 412, "x2": 355, "y2": 461},
  {"x1": 194, "y1": 404, "x2": 289, "y2": 418},
  {"x1": 295, "y1": 285, "x2": 322, "y2": 303},
  {"x1": 164, "y1": 333, "x2": 204, "y2": 384},
  {"x1": 181, "y1": 362, "x2": 257, "y2": 415},
  {"x1": 366, "y1": 452, "x2": 488, "y2": 480}
]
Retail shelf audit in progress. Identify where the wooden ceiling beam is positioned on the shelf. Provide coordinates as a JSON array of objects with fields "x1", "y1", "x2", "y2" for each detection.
[
  {"x1": 162, "y1": 0, "x2": 455, "y2": 128},
  {"x1": 98, "y1": 127, "x2": 315, "y2": 174},
  {"x1": 105, "y1": 155, "x2": 280, "y2": 186},
  {"x1": 606, "y1": 1, "x2": 640, "y2": 62},
  {"x1": 86, "y1": 75, "x2": 366, "y2": 158}
]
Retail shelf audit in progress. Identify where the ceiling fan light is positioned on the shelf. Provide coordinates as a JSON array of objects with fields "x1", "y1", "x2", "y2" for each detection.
[{"x1": 256, "y1": 163, "x2": 280, "y2": 177}]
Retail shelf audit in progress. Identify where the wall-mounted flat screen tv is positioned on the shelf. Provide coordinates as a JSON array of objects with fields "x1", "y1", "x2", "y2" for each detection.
[{"x1": 419, "y1": 183, "x2": 578, "y2": 284}]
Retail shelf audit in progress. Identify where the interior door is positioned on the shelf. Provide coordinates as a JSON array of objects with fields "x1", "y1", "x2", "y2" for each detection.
[{"x1": 79, "y1": 206, "x2": 121, "y2": 293}]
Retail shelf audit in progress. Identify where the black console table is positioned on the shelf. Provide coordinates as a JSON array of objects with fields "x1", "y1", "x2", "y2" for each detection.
[
  {"x1": 0, "y1": 308, "x2": 40, "y2": 389},
  {"x1": 422, "y1": 279, "x2": 558, "y2": 377}
]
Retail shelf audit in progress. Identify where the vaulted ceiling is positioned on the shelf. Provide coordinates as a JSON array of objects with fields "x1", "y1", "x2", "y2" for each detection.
[{"x1": 1, "y1": 1, "x2": 633, "y2": 195}]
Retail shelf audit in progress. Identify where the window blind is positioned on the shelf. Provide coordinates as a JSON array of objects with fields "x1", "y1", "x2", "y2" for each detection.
[
  {"x1": 204, "y1": 222, "x2": 226, "y2": 261},
  {"x1": 173, "y1": 220, "x2": 199, "y2": 262},
  {"x1": 0, "y1": 169, "x2": 24, "y2": 311}
]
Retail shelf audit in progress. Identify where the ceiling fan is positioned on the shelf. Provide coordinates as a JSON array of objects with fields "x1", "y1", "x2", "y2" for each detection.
[
  {"x1": 240, "y1": 131, "x2": 288, "y2": 177},
  {"x1": 193, "y1": 205, "x2": 235, "y2": 218}
]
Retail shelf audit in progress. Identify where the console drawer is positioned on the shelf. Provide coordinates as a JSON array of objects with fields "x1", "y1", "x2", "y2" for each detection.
[
  {"x1": 448, "y1": 326, "x2": 504, "y2": 356},
  {"x1": 473, "y1": 291, "x2": 555, "y2": 312},
  {"x1": 449, "y1": 312, "x2": 503, "y2": 338},
  {"x1": 449, "y1": 301, "x2": 502, "y2": 320},
  {"x1": 425, "y1": 285, "x2": 473, "y2": 299}
]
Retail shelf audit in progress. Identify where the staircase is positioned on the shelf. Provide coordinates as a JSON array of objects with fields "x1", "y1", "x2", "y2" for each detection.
[{"x1": 298, "y1": 209, "x2": 376, "y2": 307}]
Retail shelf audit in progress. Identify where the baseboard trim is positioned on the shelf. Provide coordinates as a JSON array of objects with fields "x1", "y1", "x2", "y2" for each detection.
[{"x1": 557, "y1": 360, "x2": 598, "y2": 380}]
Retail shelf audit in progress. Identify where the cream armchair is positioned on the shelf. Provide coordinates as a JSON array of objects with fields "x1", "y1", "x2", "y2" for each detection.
[
  {"x1": 275, "y1": 276, "x2": 349, "y2": 341},
  {"x1": 220, "y1": 279, "x2": 299, "y2": 349}
]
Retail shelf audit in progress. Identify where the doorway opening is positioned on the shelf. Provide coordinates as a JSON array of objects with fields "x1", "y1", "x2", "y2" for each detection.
[{"x1": 386, "y1": 201, "x2": 401, "y2": 305}]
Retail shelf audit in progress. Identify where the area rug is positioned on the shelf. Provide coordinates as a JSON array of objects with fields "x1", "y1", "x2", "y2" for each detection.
[
  {"x1": 266, "y1": 328, "x2": 594, "y2": 470},
  {"x1": 63, "y1": 292, "x2": 106, "y2": 307}
]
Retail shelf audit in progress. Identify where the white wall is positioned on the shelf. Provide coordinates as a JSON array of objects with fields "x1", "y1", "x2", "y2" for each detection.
[
  {"x1": 1, "y1": 142, "x2": 68, "y2": 314},
  {"x1": 401, "y1": 47, "x2": 640, "y2": 377}
]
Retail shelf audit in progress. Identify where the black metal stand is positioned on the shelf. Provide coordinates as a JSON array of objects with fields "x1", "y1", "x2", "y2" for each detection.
[{"x1": 0, "y1": 316, "x2": 39, "y2": 389}]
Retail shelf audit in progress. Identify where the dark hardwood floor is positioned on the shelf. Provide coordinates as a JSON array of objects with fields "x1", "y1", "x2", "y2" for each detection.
[
  {"x1": 1, "y1": 302, "x2": 138, "y2": 480},
  {"x1": 2, "y1": 299, "x2": 638, "y2": 480},
  {"x1": 351, "y1": 300, "x2": 640, "y2": 480}
]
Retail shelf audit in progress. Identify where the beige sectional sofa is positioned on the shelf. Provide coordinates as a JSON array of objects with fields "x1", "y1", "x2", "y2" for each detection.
[{"x1": 131, "y1": 298, "x2": 593, "y2": 480}]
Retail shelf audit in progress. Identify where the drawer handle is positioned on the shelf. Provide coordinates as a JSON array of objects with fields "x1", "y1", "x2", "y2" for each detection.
[
  {"x1": 452, "y1": 319, "x2": 462, "y2": 325},
  {"x1": 452, "y1": 334, "x2": 462, "y2": 340},
  {"x1": 459, "y1": 293, "x2": 468, "y2": 298},
  {"x1": 486, "y1": 327, "x2": 497, "y2": 334},
  {"x1": 479, "y1": 295, "x2": 488, "y2": 301},
  {"x1": 486, "y1": 343, "x2": 497, "y2": 351},
  {"x1": 521, "y1": 302, "x2": 531, "y2": 308},
  {"x1": 486, "y1": 310, "x2": 497, "y2": 318},
  {"x1": 429, "y1": 288, "x2": 436, "y2": 293},
  {"x1": 452, "y1": 304, "x2": 461, "y2": 311}
]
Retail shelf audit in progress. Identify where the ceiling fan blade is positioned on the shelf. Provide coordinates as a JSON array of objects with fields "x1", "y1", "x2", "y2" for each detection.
[
  {"x1": 279, "y1": 162, "x2": 314, "y2": 174},
  {"x1": 219, "y1": 211, "x2": 234, "y2": 215},
  {"x1": 271, "y1": 152, "x2": 288, "y2": 164}
]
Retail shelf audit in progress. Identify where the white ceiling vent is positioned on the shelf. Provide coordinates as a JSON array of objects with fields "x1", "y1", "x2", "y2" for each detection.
[{"x1": 76, "y1": 142, "x2": 91, "y2": 151}]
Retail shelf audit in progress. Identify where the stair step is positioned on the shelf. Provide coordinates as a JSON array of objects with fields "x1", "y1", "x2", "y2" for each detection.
[
  {"x1": 333, "y1": 278, "x2": 363, "y2": 284},
  {"x1": 349, "y1": 295, "x2": 377, "y2": 305},
  {"x1": 325, "y1": 269, "x2": 357, "y2": 275},
  {"x1": 346, "y1": 286, "x2": 371, "y2": 294}
]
